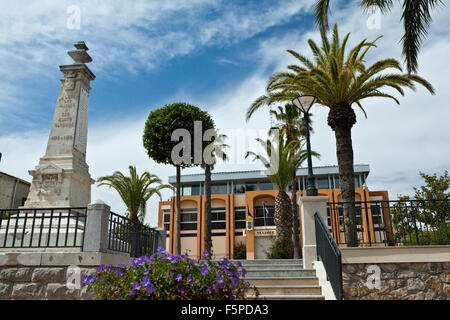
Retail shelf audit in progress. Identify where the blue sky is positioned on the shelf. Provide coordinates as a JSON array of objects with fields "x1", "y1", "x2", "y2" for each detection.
[{"x1": 1, "y1": 1, "x2": 449, "y2": 226}]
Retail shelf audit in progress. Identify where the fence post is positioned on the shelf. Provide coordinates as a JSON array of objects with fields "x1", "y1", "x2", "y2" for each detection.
[
  {"x1": 83, "y1": 200, "x2": 110, "y2": 253},
  {"x1": 156, "y1": 227, "x2": 166, "y2": 250},
  {"x1": 299, "y1": 196, "x2": 329, "y2": 269}
]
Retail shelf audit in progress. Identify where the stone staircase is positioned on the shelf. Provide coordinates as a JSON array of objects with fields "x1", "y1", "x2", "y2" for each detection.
[{"x1": 237, "y1": 259, "x2": 324, "y2": 300}]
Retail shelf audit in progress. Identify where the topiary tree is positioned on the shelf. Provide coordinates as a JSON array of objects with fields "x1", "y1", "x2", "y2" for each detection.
[{"x1": 143, "y1": 102, "x2": 214, "y2": 255}]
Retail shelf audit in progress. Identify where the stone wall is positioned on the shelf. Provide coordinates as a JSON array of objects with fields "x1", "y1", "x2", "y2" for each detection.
[
  {"x1": 342, "y1": 262, "x2": 450, "y2": 300},
  {"x1": 0, "y1": 252, "x2": 131, "y2": 300}
]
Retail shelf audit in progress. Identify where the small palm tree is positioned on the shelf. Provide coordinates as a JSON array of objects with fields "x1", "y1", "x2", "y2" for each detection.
[
  {"x1": 248, "y1": 24, "x2": 434, "y2": 246},
  {"x1": 270, "y1": 103, "x2": 313, "y2": 259},
  {"x1": 246, "y1": 132, "x2": 318, "y2": 245},
  {"x1": 203, "y1": 131, "x2": 229, "y2": 255},
  {"x1": 314, "y1": 0, "x2": 443, "y2": 74},
  {"x1": 97, "y1": 166, "x2": 173, "y2": 224}
]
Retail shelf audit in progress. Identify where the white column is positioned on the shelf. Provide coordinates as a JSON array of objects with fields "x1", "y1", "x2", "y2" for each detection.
[
  {"x1": 83, "y1": 200, "x2": 110, "y2": 253},
  {"x1": 299, "y1": 196, "x2": 329, "y2": 269}
]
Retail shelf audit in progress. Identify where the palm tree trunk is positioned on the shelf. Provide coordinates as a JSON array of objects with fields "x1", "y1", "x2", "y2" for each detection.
[
  {"x1": 291, "y1": 174, "x2": 301, "y2": 259},
  {"x1": 328, "y1": 103, "x2": 358, "y2": 247},
  {"x1": 274, "y1": 190, "x2": 294, "y2": 242},
  {"x1": 204, "y1": 164, "x2": 212, "y2": 255},
  {"x1": 176, "y1": 165, "x2": 181, "y2": 255}
]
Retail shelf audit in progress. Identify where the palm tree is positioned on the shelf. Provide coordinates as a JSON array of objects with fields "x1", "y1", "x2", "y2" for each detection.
[
  {"x1": 97, "y1": 166, "x2": 173, "y2": 224},
  {"x1": 246, "y1": 132, "x2": 317, "y2": 245},
  {"x1": 202, "y1": 131, "x2": 229, "y2": 256},
  {"x1": 314, "y1": 0, "x2": 443, "y2": 74},
  {"x1": 247, "y1": 25, "x2": 434, "y2": 246},
  {"x1": 270, "y1": 103, "x2": 314, "y2": 259}
]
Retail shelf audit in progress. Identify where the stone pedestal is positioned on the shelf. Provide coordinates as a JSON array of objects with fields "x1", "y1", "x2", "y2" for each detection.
[
  {"x1": 23, "y1": 42, "x2": 95, "y2": 209},
  {"x1": 299, "y1": 196, "x2": 329, "y2": 269}
]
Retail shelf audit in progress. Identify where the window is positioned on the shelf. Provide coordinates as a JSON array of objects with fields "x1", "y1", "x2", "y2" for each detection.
[
  {"x1": 245, "y1": 184, "x2": 256, "y2": 192},
  {"x1": 370, "y1": 204, "x2": 384, "y2": 225},
  {"x1": 234, "y1": 183, "x2": 245, "y2": 194},
  {"x1": 191, "y1": 185, "x2": 201, "y2": 196},
  {"x1": 254, "y1": 205, "x2": 275, "y2": 227},
  {"x1": 333, "y1": 176, "x2": 340, "y2": 188},
  {"x1": 211, "y1": 207, "x2": 226, "y2": 229},
  {"x1": 163, "y1": 209, "x2": 171, "y2": 231},
  {"x1": 180, "y1": 209, "x2": 197, "y2": 231},
  {"x1": 234, "y1": 207, "x2": 246, "y2": 229},
  {"x1": 354, "y1": 175, "x2": 361, "y2": 188},
  {"x1": 182, "y1": 186, "x2": 191, "y2": 196},
  {"x1": 259, "y1": 182, "x2": 274, "y2": 191},
  {"x1": 317, "y1": 177, "x2": 329, "y2": 189},
  {"x1": 211, "y1": 184, "x2": 227, "y2": 195}
]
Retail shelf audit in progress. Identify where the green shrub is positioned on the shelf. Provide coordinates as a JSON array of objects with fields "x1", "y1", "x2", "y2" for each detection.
[
  {"x1": 82, "y1": 248, "x2": 259, "y2": 300},
  {"x1": 265, "y1": 236, "x2": 294, "y2": 259},
  {"x1": 233, "y1": 242, "x2": 246, "y2": 260}
]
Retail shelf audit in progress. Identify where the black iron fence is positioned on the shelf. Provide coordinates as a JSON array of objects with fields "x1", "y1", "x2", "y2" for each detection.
[
  {"x1": 327, "y1": 199, "x2": 450, "y2": 247},
  {"x1": 0, "y1": 207, "x2": 86, "y2": 249},
  {"x1": 108, "y1": 212, "x2": 160, "y2": 257},
  {"x1": 315, "y1": 212, "x2": 343, "y2": 300}
]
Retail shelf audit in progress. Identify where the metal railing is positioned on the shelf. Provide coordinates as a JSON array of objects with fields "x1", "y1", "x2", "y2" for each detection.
[
  {"x1": 108, "y1": 212, "x2": 160, "y2": 257},
  {"x1": 327, "y1": 199, "x2": 450, "y2": 247},
  {"x1": 315, "y1": 212, "x2": 343, "y2": 300},
  {"x1": 0, "y1": 207, "x2": 86, "y2": 249}
]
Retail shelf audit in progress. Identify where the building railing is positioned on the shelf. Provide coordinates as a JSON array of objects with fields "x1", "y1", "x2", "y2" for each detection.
[
  {"x1": 108, "y1": 211, "x2": 160, "y2": 257},
  {"x1": 327, "y1": 199, "x2": 450, "y2": 247},
  {"x1": 314, "y1": 212, "x2": 343, "y2": 300},
  {"x1": 0, "y1": 207, "x2": 86, "y2": 249}
]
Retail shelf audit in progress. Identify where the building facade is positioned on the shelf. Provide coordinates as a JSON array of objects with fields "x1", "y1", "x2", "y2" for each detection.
[
  {"x1": 0, "y1": 172, "x2": 31, "y2": 209},
  {"x1": 158, "y1": 164, "x2": 389, "y2": 260}
]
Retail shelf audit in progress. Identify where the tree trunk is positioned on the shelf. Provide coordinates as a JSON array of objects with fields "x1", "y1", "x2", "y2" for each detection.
[
  {"x1": 176, "y1": 165, "x2": 181, "y2": 254},
  {"x1": 274, "y1": 190, "x2": 294, "y2": 242},
  {"x1": 204, "y1": 164, "x2": 212, "y2": 255},
  {"x1": 328, "y1": 103, "x2": 358, "y2": 247},
  {"x1": 291, "y1": 174, "x2": 301, "y2": 259}
]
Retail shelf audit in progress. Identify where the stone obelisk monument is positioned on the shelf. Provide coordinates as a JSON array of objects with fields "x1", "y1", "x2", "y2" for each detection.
[{"x1": 23, "y1": 41, "x2": 95, "y2": 208}]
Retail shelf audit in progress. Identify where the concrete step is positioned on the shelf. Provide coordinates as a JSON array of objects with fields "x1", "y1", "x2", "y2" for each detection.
[
  {"x1": 247, "y1": 276, "x2": 319, "y2": 286},
  {"x1": 236, "y1": 259, "x2": 303, "y2": 266},
  {"x1": 241, "y1": 264, "x2": 304, "y2": 271},
  {"x1": 247, "y1": 295, "x2": 325, "y2": 300},
  {"x1": 244, "y1": 269, "x2": 316, "y2": 278},
  {"x1": 256, "y1": 285, "x2": 322, "y2": 296}
]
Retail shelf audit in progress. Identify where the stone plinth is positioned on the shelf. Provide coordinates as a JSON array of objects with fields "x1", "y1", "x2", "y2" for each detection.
[{"x1": 23, "y1": 41, "x2": 95, "y2": 209}]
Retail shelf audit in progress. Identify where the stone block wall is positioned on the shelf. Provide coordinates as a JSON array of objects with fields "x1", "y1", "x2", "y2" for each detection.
[
  {"x1": 342, "y1": 262, "x2": 450, "y2": 300},
  {"x1": 0, "y1": 265, "x2": 97, "y2": 299},
  {"x1": 0, "y1": 252, "x2": 131, "y2": 300}
]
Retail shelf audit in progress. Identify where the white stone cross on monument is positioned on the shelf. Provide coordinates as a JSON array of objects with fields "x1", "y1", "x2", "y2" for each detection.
[{"x1": 23, "y1": 41, "x2": 96, "y2": 208}]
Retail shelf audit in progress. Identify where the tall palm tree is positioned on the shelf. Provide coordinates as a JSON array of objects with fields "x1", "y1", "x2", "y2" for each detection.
[
  {"x1": 270, "y1": 103, "x2": 313, "y2": 259},
  {"x1": 246, "y1": 133, "x2": 317, "y2": 245},
  {"x1": 97, "y1": 166, "x2": 173, "y2": 224},
  {"x1": 314, "y1": 0, "x2": 443, "y2": 74},
  {"x1": 202, "y1": 131, "x2": 229, "y2": 256},
  {"x1": 248, "y1": 24, "x2": 434, "y2": 246}
]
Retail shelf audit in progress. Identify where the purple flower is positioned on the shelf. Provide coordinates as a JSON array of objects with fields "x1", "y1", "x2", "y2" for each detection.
[
  {"x1": 212, "y1": 284, "x2": 218, "y2": 292},
  {"x1": 200, "y1": 264, "x2": 209, "y2": 276},
  {"x1": 234, "y1": 271, "x2": 240, "y2": 278},
  {"x1": 128, "y1": 290, "x2": 136, "y2": 296},
  {"x1": 180, "y1": 288, "x2": 185, "y2": 295},
  {"x1": 142, "y1": 276, "x2": 150, "y2": 287},
  {"x1": 157, "y1": 247, "x2": 166, "y2": 253},
  {"x1": 216, "y1": 274, "x2": 223, "y2": 284},
  {"x1": 187, "y1": 275, "x2": 194, "y2": 285},
  {"x1": 142, "y1": 269, "x2": 149, "y2": 275},
  {"x1": 146, "y1": 283, "x2": 155, "y2": 294},
  {"x1": 133, "y1": 282, "x2": 141, "y2": 290},
  {"x1": 245, "y1": 281, "x2": 250, "y2": 288},
  {"x1": 231, "y1": 278, "x2": 238, "y2": 288},
  {"x1": 175, "y1": 274, "x2": 182, "y2": 282},
  {"x1": 241, "y1": 268, "x2": 247, "y2": 277}
]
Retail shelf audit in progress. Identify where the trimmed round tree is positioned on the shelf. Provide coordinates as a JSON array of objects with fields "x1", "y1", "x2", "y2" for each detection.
[{"x1": 143, "y1": 102, "x2": 214, "y2": 255}]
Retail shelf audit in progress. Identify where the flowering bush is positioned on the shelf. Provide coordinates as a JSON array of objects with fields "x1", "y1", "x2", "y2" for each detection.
[{"x1": 82, "y1": 248, "x2": 259, "y2": 300}]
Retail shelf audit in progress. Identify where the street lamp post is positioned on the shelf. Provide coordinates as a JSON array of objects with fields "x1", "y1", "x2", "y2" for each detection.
[{"x1": 292, "y1": 95, "x2": 318, "y2": 196}]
